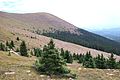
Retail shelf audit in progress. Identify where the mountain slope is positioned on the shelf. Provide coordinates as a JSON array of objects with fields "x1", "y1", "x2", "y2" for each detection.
[
  {"x1": 0, "y1": 11, "x2": 120, "y2": 55},
  {"x1": 93, "y1": 28, "x2": 120, "y2": 42}
]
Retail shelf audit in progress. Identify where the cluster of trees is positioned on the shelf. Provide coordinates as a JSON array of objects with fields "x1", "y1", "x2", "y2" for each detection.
[
  {"x1": 6, "y1": 40, "x2": 15, "y2": 49},
  {"x1": 60, "y1": 48, "x2": 73, "y2": 63},
  {"x1": 73, "y1": 52, "x2": 120, "y2": 69},
  {"x1": 0, "y1": 40, "x2": 14, "y2": 51},
  {"x1": 42, "y1": 29, "x2": 120, "y2": 55},
  {"x1": 0, "y1": 39, "x2": 28, "y2": 57},
  {"x1": 33, "y1": 39, "x2": 120, "y2": 69},
  {"x1": 35, "y1": 39, "x2": 71, "y2": 76}
]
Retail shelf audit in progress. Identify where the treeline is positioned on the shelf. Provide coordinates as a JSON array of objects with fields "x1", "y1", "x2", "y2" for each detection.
[
  {"x1": 33, "y1": 42, "x2": 120, "y2": 69},
  {"x1": 75, "y1": 52, "x2": 120, "y2": 69},
  {"x1": 0, "y1": 40, "x2": 15, "y2": 51},
  {"x1": 41, "y1": 29, "x2": 120, "y2": 55},
  {"x1": 1, "y1": 39, "x2": 120, "y2": 69}
]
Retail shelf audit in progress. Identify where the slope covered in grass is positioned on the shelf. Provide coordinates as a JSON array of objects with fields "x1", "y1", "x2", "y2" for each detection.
[{"x1": 1, "y1": 51, "x2": 120, "y2": 80}]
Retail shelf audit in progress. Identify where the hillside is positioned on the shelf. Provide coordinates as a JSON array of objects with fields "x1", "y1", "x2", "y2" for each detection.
[
  {"x1": 0, "y1": 11, "x2": 120, "y2": 55},
  {"x1": 1, "y1": 51, "x2": 120, "y2": 80},
  {"x1": 93, "y1": 28, "x2": 120, "y2": 42}
]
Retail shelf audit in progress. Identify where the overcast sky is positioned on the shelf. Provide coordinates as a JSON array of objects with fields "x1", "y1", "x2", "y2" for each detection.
[{"x1": 0, "y1": 0, "x2": 120, "y2": 30}]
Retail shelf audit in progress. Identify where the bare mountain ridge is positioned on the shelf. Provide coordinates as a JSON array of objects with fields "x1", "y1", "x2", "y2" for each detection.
[{"x1": 0, "y1": 11, "x2": 79, "y2": 34}]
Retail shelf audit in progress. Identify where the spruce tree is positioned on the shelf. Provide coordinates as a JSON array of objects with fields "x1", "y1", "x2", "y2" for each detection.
[
  {"x1": 67, "y1": 53, "x2": 73, "y2": 63},
  {"x1": 20, "y1": 41, "x2": 28, "y2": 56},
  {"x1": 83, "y1": 52, "x2": 95, "y2": 68},
  {"x1": 6, "y1": 41, "x2": 9, "y2": 46},
  {"x1": 10, "y1": 40, "x2": 14, "y2": 47},
  {"x1": 34, "y1": 48, "x2": 42, "y2": 57},
  {"x1": 60, "y1": 48, "x2": 65, "y2": 58},
  {"x1": 17, "y1": 37, "x2": 20, "y2": 41},
  {"x1": 73, "y1": 53, "x2": 77, "y2": 60},
  {"x1": 64, "y1": 50, "x2": 73, "y2": 63},
  {"x1": 107, "y1": 53, "x2": 117, "y2": 69},
  {"x1": 78, "y1": 54, "x2": 84, "y2": 63},
  {"x1": 95, "y1": 54, "x2": 107, "y2": 69},
  {"x1": 35, "y1": 39, "x2": 70, "y2": 75},
  {"x1": 0, "y1": 43, "x2": 5, "y2": 51}
]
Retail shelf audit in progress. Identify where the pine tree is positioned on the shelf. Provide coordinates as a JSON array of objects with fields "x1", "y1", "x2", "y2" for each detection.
[
  {"x1": 10, "y1": 40, "x2": 14, "y2": 47},
  {"x1": 0, "y1": 43, "x2": 5, "y2": 51},
  {"x1": 60, "y1": 48, "x2": 65, "y2": 58},
  {"x1": 107, "y1": 53, "x2": 117, "y2": 69},
  {"x1": 67, "y1": 53, "x2": 73, "y2": 63},
  {"x1": 20, "y1": 41, "x2": 28, "y2": 56},
  {"x1": 83, "y1": 52, "x2": 96, "y2": 68},
  {"x1": 17, "y1": 37, "x2": 19, "y2": 41},
  {"x1": 78, "y1": 54, "x2": 84, "y2": 63},
  {"x1": 95, "y1": 54, "x2": 107, "y2": 69},
  {"x1": 6, "y1": 41, "x2": 9, "y2": 46},
  {"x1": 64, "y1": 50, "x2": 73, "y2": 63},
  {"x1": 35, "y1": 39, "x2": 70, "y2": 75},
  {"x1": 34, "y1": 48, "x2": 42, "y2": 57},
  {"x1": 73, "y1": 53, "x2": 77, "y2": 60}
]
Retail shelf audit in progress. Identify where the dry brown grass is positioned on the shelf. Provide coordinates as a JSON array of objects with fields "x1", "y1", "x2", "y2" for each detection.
[{"x1": 1, "y1": 51, "x2": 120, "y2": 80}]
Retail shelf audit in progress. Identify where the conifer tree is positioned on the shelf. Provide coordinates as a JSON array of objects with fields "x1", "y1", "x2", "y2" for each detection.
[
  {"x1": 83, "y1": 52, "x2": 95, "y2": 68},
  {"x1": 17, "y1": 37, "x2": 20, "y2": 41},
  {"x1": 78, "y1": 54, "x2": 84, "y2": 63},
  {"x1": 20, "y1": 41, "x2": 28, "y2": 56},
  {"x1": 67, "y1": 53, "x2": 73, "y2": 63},
  {"x1": 0, "y1": 43, "x2": 5, "y2": 51},
  {"x1": 6, "y1": 41, "x2": 9, "y2": 46},
  {"x1": 35, "y1": 39, "x2": 70, "y2": 75},
  {"x1": 34, "y1": 48, "x2": 42, "y2": 57},
  {"x1": 95, "y1": 54, "x2": 107, "y2": 69},
  {"x1": 73, "y1": 53, "x2": 77, "y2": 60},
  {"x1": 10, "y1": 40, "x2": 14, "y2": 47},
  {"x1": 107, "y1": 53, "x2": 117, "y2": 69},
  {"x1": 60, "y1": 48, "x2": 65, "y2": 58}
]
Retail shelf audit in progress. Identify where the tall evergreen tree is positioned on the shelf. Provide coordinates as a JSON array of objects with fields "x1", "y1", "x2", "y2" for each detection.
[
  {"x1": 16, "y1": 37, "x2": 20, "y2": 41},
  {"x1": 73, "y1": 53, "x2": 77, "y2": 60},
  {"x1": 34, "y1": 48, "x2": 42, "y2": 57},
  {"x1": 10, "y1": 40, "x2": 14, "y2": 47},
  {"x1": 0, "y1": 43, "x2": 5, "y2": 51},
  {"x1": 107, "y1": 53, "x2": 117, "y2": 69},
  {"x1": 60, "y1": 48, "x2": 65, "y2": 58},
  {"x1": 83, "y1": 52, "x2": 96, "y2": 68},
  {"x1": 95, "y1": 54, "x2": 107, "y2": 69},
  {"x1": 78, "y1": 54, "x2": 84, "y2": 63},
  {"x1": 67, "y1": 53, "x2": 73, "y2": 63},
  {"x1": 35, "y1": 39, "x2": 70, "y2": 75},
  {"x1": 20, "y1": 41, "x2": 28, "y2": 56},
  {"x1": 6, "y1": 41, "x2": 9, "y2": 46}
]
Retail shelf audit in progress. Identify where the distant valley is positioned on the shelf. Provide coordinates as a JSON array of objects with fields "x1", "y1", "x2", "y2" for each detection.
[{"x1": 93, "y1": 27, "x2": 120, "y2": 42}]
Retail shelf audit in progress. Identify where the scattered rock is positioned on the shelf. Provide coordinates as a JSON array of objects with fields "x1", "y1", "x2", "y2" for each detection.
[
  {"x1": 5, "y1": 71, "x2": 15, "y2": 75},
  {"x1": 40, "y1": 75, "x2": 45, "y2": 77},
  {"x1": 26, "y1": 70, "x2": 31, "y2": 73},
  {"x1": 28, "y1": 74, "x2": 31, "y2": 76},
  {"x1": 78, "y1": 68, "x2": 82, "y2": 70},
  {"x1": 69, "y1": 77, "x2": 74, "y2": 80},
  {"x1": 113, "y1": 70, "x2": 119, "y2": 73},
  {"x1": 107, "y1": 69, "x2": 110, "y2": 71},
  {"x1": 106, "y1": 73, "x2": 114, "y2": 76}
]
